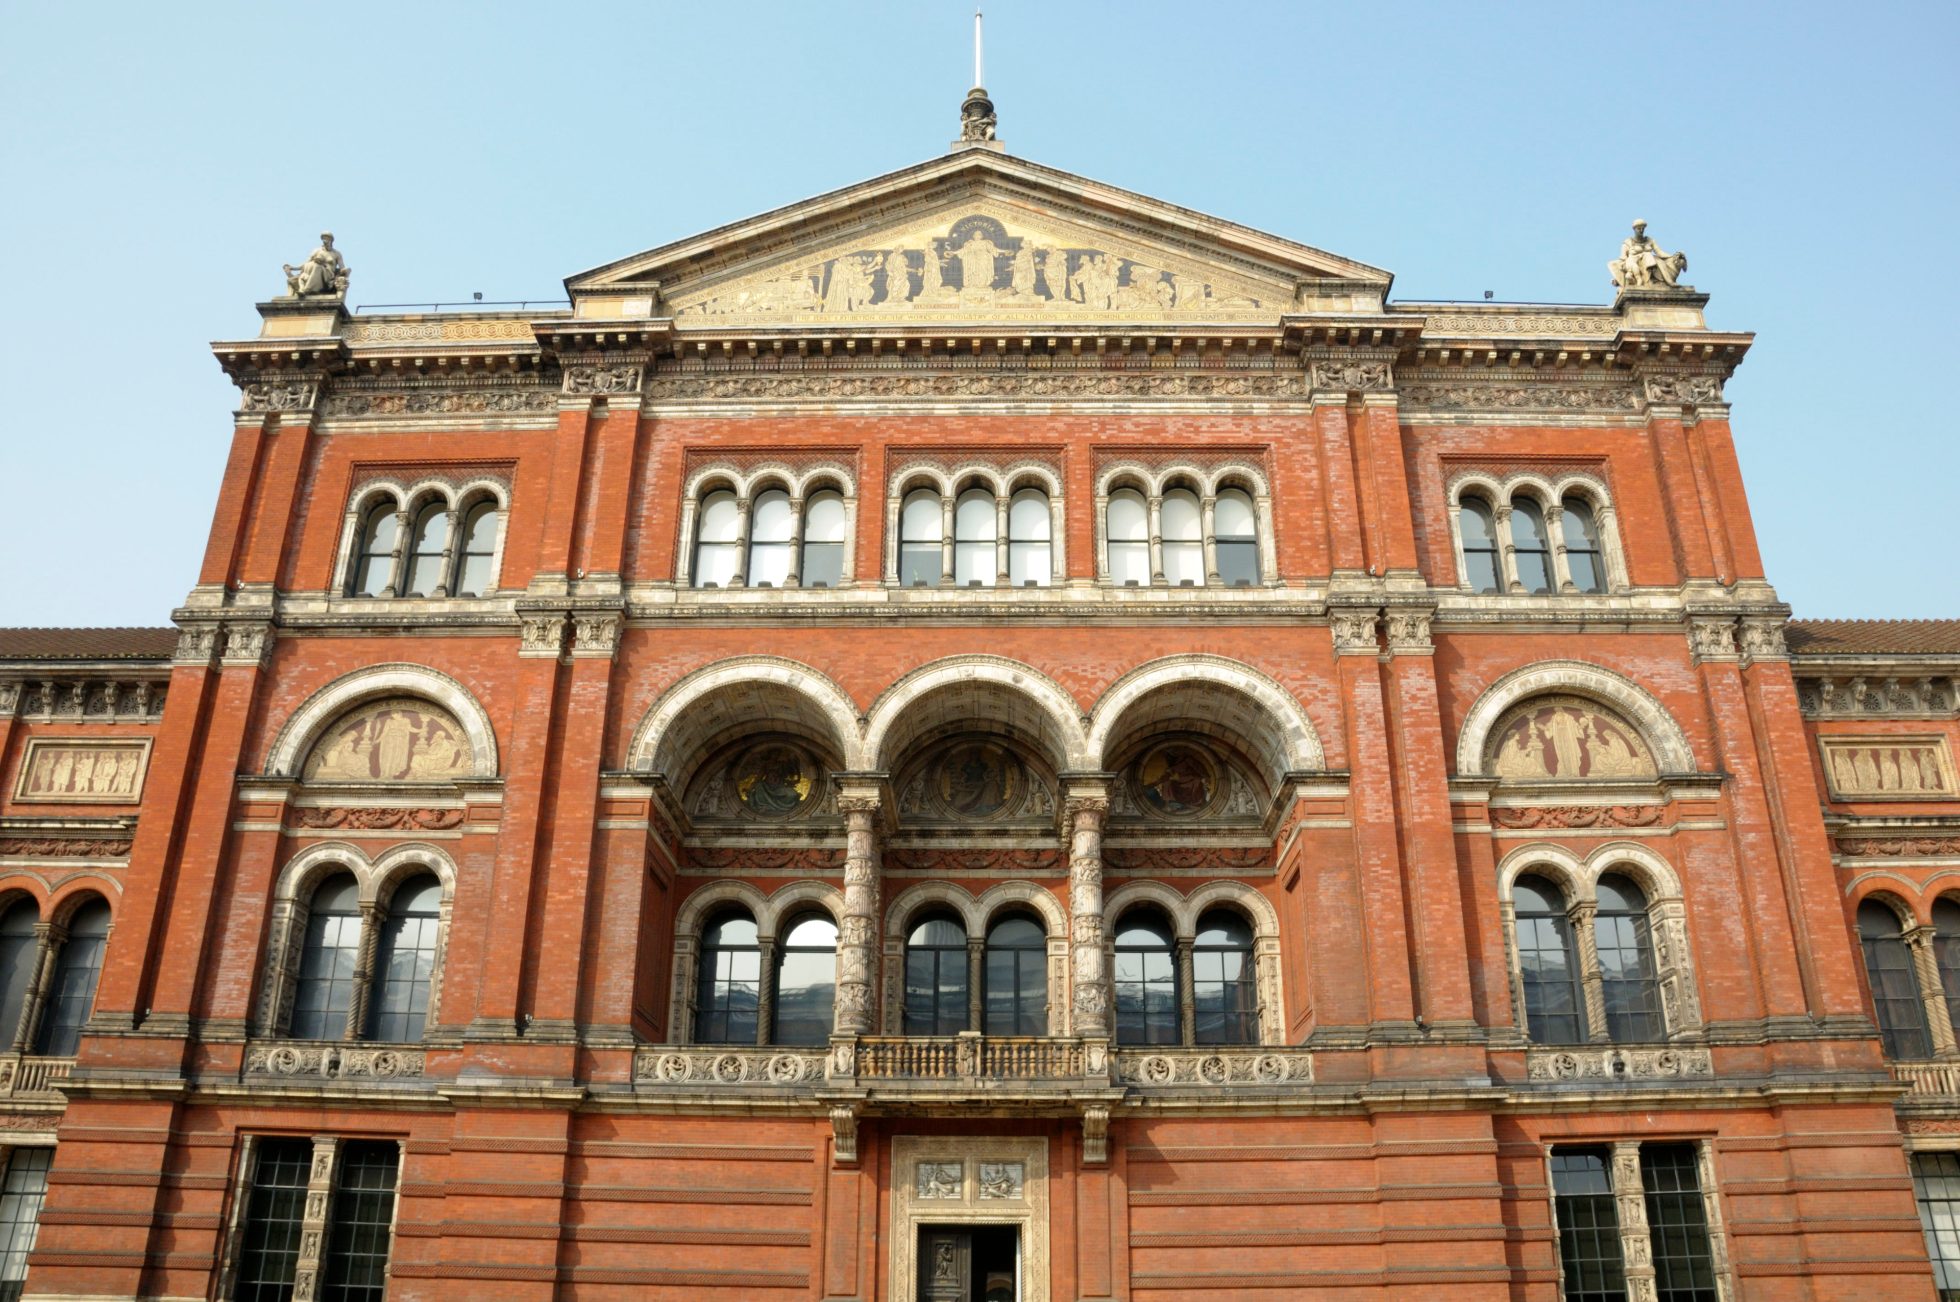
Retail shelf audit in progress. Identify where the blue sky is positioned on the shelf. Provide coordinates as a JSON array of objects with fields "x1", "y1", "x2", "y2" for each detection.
[{"x1": 2, "y1": 0, "x2": 1954, "y2": 624}]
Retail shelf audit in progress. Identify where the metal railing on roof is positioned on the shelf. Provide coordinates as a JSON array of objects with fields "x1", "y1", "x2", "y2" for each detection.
[{"x1": 352, "y1": 299, "x2": 571, "y2": 314}]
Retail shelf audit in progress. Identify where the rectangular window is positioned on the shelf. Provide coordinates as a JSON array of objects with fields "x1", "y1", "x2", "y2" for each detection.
[
  {"x1": 321, "y1": 1142, "x2": 400, "y2": 1302},
  {"x1": 234, "y1": 1139, "x2": 312, "y2": 1302},
  {"x1": 1551, "y1": 1148, "x2": 1627, "y2": 1302},
  {"x1": 1641, "y1": 1144, "x2": 1720, "y2": 1302},
  {"x1": 1915, "y1": 1151, "x2": 1960, "y2": 1301},
  {"x1": 0, "y1": 1148, "x2": 51, "y2": 1302}
]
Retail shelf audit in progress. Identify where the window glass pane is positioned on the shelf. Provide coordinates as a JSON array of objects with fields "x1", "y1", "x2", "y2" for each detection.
[
  {"x1": 696, "y1": 911, "x2": 759, "y2": 1045},
  {"x1": 36, "y1": 900, "x2": 108, "y2": 1056},
  {"x1": 804, "y1": 491, "x2": 846, "y2": 542},
  {"x1": 1515, "y1": 878, "x2": 1585, "y2": 1045},
  {"x1": 693, "y1": 491, "x2": 740, "y2": 588},
  {"x1": 234, "y1": 1138, "x2": 312, "y2": 1302},
  {"x1": 801, "y1": 542, "x2": 844, "y2": 589},
  {"x1": 1914, "y1": 1151, "x2": 1960, "y2": 1299},
  {"x1": 1511, "y1": 499, "x2": 1552, "y2": 594},
  {"x1": 1114, "y1": 912, "x2": 1179, "y2": 1046},
  {"x1": 292, "y1": 876, "x2": 362, "y2": 1040},
  {"x1": 1562, "y1": 496, "x2": 1606, "y2": 594},
  {"x1": 984, "y1": 914, "x2": 1047, "y2": 1037},
  {"x1": 1551, "y1": 1148, "x2": 1627, "y2": 1302},
  {"x1": 773, "y1": 915, "x2": 837, "y2": 1046},
  {"x1": 901, "y1": 490, "x2": 943, "y2": 586},
  {"x1": 1193, "y1": 910, "x2": 1258, "y2": 1045},
  {"x1": 747, "y1": 489, "x2": 793, "y2": 587},
  {"x1": 352, "y1": 506, "x2": 398, "y2": 598},
  {"x1": 698, "y1": 491, "x2": 741, "y2": 541},
  {"x1": 0, "y1": 904, "x2": 39, "y2": 1051},
  {"x1": 1160, "y1": 490, "x2": 1200, "y2": 540},
  {"x1": 1459, "y1": 499, "x2": 1500, "y2": 594},
  {"x1": 904, "y1": 914, "x2": 967, "y2": 1036},
  {"x1": 1009, "y1": 489, "x2": 1050, "y2": 540},
  {"x1": 321, "y1": 1141, "x2": 400, "y2": 1302},
  {"x1": 909, "y1": 916, "x2": 965, "y2": 947},
  {"x1": 0, "y1": 1147, "x2": 50, "y2": 1299},
  {"x1": 1641, "y1": 1143, "x2": 1719, "y2": 1302},
  {"x1": 1008, "y1": 540, "x2": 1051, "y2": 587},
  {"x1": 954, "y1": 490, "x2": 997, "y2": 586},
  {"x1": 1860, "y1": 900, "x2": 1932, "y2": 1058},
  {"x1": 1216, "y1": 540, "x2": 1259, "y2": 587},
  {"x1": 1107, "y1": 490, "x2": 1148, "y2": 540},
  {"x1": 1935, "y1": 899, "x2": 1960, "y2": 1043},
  {"x1": 402, "y1": 505, "x2": 448, "y2": 598},
  {"x1": 454, "y1": 502, "x2": 498, "y2": 597},
  {"x1": 902, "y1": 490, "x2": 944, "y2": 542},
  {"x1": 366, "y1": 876, "x2": 439, "y2": 1043},
  {"x1": 1214, "y1": 489, "x2": 1256, "y2": 538}
]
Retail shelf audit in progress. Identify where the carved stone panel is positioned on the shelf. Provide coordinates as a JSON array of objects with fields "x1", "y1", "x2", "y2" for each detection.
[
  {"x1": 13, "y1": 739, "x2": 151, "y2": 804},
  {"x1": 301, "y1": 699, "x2": 472, "y2": 783},
  {"x1": 1819, "y1": 736, "x2": 1957, "y2": 800},
  {"x1": 889, "y1": 1136, "x2": 1048, "y2": 1302},
  {"x1": 1488, "y1": 697, "x2": 1656, "y2": 782}
]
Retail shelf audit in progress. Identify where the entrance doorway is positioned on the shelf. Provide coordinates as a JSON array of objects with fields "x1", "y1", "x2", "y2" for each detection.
[{"x1": 918, "y1": 1224, "x2": 1019, "y2": 1302}]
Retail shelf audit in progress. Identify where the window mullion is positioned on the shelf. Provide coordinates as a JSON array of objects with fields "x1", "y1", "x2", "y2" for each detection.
[
  {"x1": 346, "y1": 905, "x2": 382, "y2": 1042},
  {"x1": 1569, "y1": 901, "x2": 1609, "y2": 1044},
  {"x1": 994, "y1": 496, "x2": 1009, "y2": 586},
  {"x1": 755, "y1": 937, "x2": 778, "y2": 1046},
  {"x1": 381, "y1": 511, "x2": 410, "y2": 599},
  {"x1": 9, "y1": 926, "x2": 57, "y2": 1054},
  {"x1": 784, "y1": 495, "x2": 804, "y2": 589},
  {"x1": 1201, "y1": 494, "x2": 1219, "y2": 583},
  {"x1": 938, "y1": 496, "x2": 954, "y2": 586},
  {"x1": 729, "y1": 496, "x2": 752, "y2": 588},
  {"x1": 1545, "y1": 503, "x2": 1576, "y2": 593},
  {"x1": 1494, "y1": 503, "x2": 1521, "y2": 593},
  {"x1": 437, "y1": 508, "x2": 461, "y2": 596},
  {"x1": 1610, "y1": 1141, "x2": 1658, "y2": 1302},
  {"x1": 1176, "y1": 938, "x2": 1196, "y2": 1046},
  {"x1": 968, "y1": 938, "x2": 985, "y2": 1034},
  {"x1": 1147, "y1": 495, "x2": 1164, "y2": 584},
  {"x1": 295, "y1": 1136, "x2": 340, "y2": 1302},
  {"x1": 1907, "y1": 928, "x2": 1959, "y2": 1057}
]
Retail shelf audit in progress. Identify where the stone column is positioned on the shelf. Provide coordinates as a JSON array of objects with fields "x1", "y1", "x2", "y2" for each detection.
[
  {"x1": 292, "y1": 1136, "x2": 341, "y2": 1302},
  {"x1": 1494, "y1": 503, "x2": 1521, "y2": 593},
  {"x1": 833, "y1": 790, "x2": 883, "y2": 1036},
  {"x1": 1065, "y1": 787, "x2": 1112, "y2": 1039},
  {"x1": 939, "y1": 496, "x2": 955, "y2": 585},
  {"x1": 1176, "y1": 937, "x2": 1197, "y2": 1045},
  {"x1": 381, "y1": 508, "x2": 410, "y2": 597},
  {"x1": 11, "y1": 924, "x2": 59, "y2": 1052},
  {"x1": 783, "y1": 495, "x2": 804, "y2": 589},
  {"x1": 1546, "y1": 503, "x2": 1576, "y2": 592},
  {"x1": 756, "y1": 936, "x2": 780, "y2": 1045},
  {"x1": 1571, "y1": 900, "x2": 1609, "y2": 1044},
  {"x1": 1201, "y1": 494, "x2": 1219, "y2": 583},
  {"x1": 1146, "y1": 496, "x2": 1165, "y2": 584},
  {"x1": 967, "y1": 936, "x2": 986, "y2": 1033},
  {"x1": 994, "y1": 494, "x2": 1010, "y2": 585},
  {"x1": 1610, "y1": 1141, "x2": 1658, "y2": 1302},
  {"x1": 728, "y1": 494, "x2": 752, "y2": 588},
  {"x1": 1906, "y1": 927, "x2": 1958, "y2": 1056},
  {"x1": 439, "y1": 507, "x2": 462, "y2": 595},
  {"x1": 346, "y1": 902, "x2": 384, "y2": 1042}
]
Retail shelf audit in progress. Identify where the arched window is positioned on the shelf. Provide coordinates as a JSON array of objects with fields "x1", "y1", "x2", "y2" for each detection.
[
  {"x1": 954, "y1": 488, "x2": 997, "y2": 586},
  {"x1": 1510, "y1": 499, "x2": 1553, "y2": 594},
  {"x1": 745, "y1": 488, "x2": 794, "y2": 588},
  {"x1": 36, "y1": 899, "x2": 109, "y2": 1057},
  {"x1": 1161, "y1": 488, "x2": 1203, "y2": 586},
  {"x1": 695, "y1": 910, "x2": 760, "y2": 1045},
  {"x1": 984, "y1": 914, "x2": 1047, "y2": 1036},
  {"x1": 1106, "y1": 489, "x2": 1149, "y2": 586},
  {"x1": 904, "y1": 913, "x2": 969, "y2": 1035},
  {"x1": 1192, "y1": 909, "x2": 1258, "y2": 1045},
  {"x1": 367, "y1": 875, "x2": 440, "y2": 1042},
  {"x1": 900, "y1": 489, "x2": 943, "y2": 587},
  {"x1": 1114, "y1": 910, "x2": 1179, "y2": 1046},
  {"x1": 1860, "y1": 899, "x2": 1932, "y2": 1059},
  {"x1": 772, "y1": 914, "x2": 837, "y2": 1047},
  {"x1": 291, "y1": 875, "x2": 362, "y2": 1040},
  {"x1": 1459, "y1": 496, "x2": 1501, "y2": 594},
  {"x1": 1514, "y1": 876, "x2": 1584, "y2": 1045},
  {"x1": 0, "y1": 903, "x2": 37, "y2": 1050},
  {"x1": 349, "y1": 500, "x2": 400, "y2": 598},
  {"x1": 1213, "y1": 488, "x2": 1259, "y2": 587},
  {"x1": 1007, "y1": 488, "x2": 1051, "y2": 587},
  {"x1": 1933, "y1": 898, "x2": 1960, "y2": 1041},
  {"x1": 692, "y1": 489, "x2": 741, "y2": 589},
  {"x1": 401, "y1": 502, "x2": 450, "y2": 598},
  {"x1": 1561, "y1": 496, "x2": 1607, "y2": 594},
  {"x1": 800, "y1": 489, "x2": 846, "y2": 588},
  {"x1": 1596, "y1": 875, "x2": 1664, "y2": 1042},
  {"x1": 453, "y1": 499, "x2": 500, "y2": 597}
]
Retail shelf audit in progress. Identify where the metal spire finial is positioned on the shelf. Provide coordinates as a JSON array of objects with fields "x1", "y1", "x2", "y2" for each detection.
[{"x1": 956, "y1": 5, "x2": 999, "y2": 148}]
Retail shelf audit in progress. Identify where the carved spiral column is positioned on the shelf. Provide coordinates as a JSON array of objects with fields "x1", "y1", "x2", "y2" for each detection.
[
  {"x1": 1569, "y1": 900, "x2": 1610, "y2": 1044},
  {"x1": 833, "y1": 793, "x2": 883, "y2": 1036},
  {"x1": 967, "y1": 936, "x2": 986, "y2": 1032},
  {"x1": 1905, "y1": 927, "x2": 1958, "y2": 1056},
  {"x1": 345, "y1": 903, "x2": 384, "y2": 1041},
  {"x1": 11, "y1": 923, "x2": 60, "y2": 1052},
  {"x1": 1176, "y1": 937, "x2": 1197, "y2": 1045},
  {"x1": 1066, "y1": 792, "x2": 1112, "y2": 1039},
  {"x1": 755, "y1": 936, "x2": 780, "y2": 1045},
  {"x1": 1610, "y1": 1142, "x2": 1659, "y2": 1302}
]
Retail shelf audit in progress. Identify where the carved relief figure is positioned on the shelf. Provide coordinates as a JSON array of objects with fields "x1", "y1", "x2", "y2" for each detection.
[
  {"x1": 1609, "y1": 220, "x2": 1688, "y2": 290},
  {"x1": 1135, "y1": 742, "x2": 1218, "y2": 816},
  {"x1": 882, "y1": 249, "x2": 913, "y2": 305},
  {"x1": 735, "y1": 744, "x2": 814, "y2": 816},
  {"x1": 15, "y1": 741, "x2": 148, "y2": 802},
  {"x1": 1009, "y1": 241, "x2": 1036, "y2": 297},
  {"x1": 824, "y1": 254, "x2": 874, "y2": 313},
  {"x1": 283, "y1": 231, "x2": 351, "y2": 298},
  {"x1": 936, "y1": 742, "x2": 1021, "y2": 818},
  {"x1": 917, "y1": 1161, "x2": 962, "y2": 1199},
  {"x1": 302, "y1": 699, "x2": 471, "y2": 782},
  {"x1": 1044, "y1": 247, "x2": 1072, "y2": 301},
  {"x1": 1488, "y1": 698, "x2": 1657, "y2": 781},
  {"x1": 1821, "y1": 737, "x2": 1957, "y2": 798},
  {"x1": 978, "y1": 1161, "x2": 1024, "y2": 1199},
  {"x1": 921, "y1": 244, "x2": 947, "y2": 299},
  {"x1": 955, "y1": 230, "x2": 1003, "y2": 297}
]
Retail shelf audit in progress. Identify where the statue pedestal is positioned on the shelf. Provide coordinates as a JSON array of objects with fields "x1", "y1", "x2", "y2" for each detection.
[
  {"x1": 256, "y1": 295, "x2": 350, "y2": 340},
  {"x1": 1614, "y1": 286, "x2": 1708, "y2": 331}
]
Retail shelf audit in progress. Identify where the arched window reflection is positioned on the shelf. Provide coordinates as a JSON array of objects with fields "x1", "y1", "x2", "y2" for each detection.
[
  {"x1": 745, "y1": 488, "x2": 795, "y2": 588},
  {"x1": 772, "y1": 914, "x2": 837, "y2": 1047},
  {"x1": 292, "y1": 875, "x2": 361, "y2": 1040},
  {"x1": 367, "y1": 875, "x2": 441, "y2": 1043},
  {"x1": 350, "y1": 501, "x2": 399, "y2": 598},
  {"x1": 1561, "y1": 496, "x2": 1606, "y2": 594},
  {"x1": 402, "y1": 503, "x2": 449, "y2": 598},
  {"x1": 900, "y1": 489, "x2": 943, "y2": 587},
  {"x1": 954, "y1": 488, "x2": 997, "y2": 586},
  {"x1": 695, "y1": 911, "x2": 760, "y2": 1045},
  {"x1": 1510, "y1": 499, "x2": 1553, "y2": 594},
  {"x1": 1114, "y1": 910, "x2": 1179, "y2": 1046},
  {"x1": 1514, "y1": 876, "x2": 1584, "y2": 1045},
  {"x1": 984, "y1": 914, "x2": 1047, "y2": 1037},
  {"x1": 36, "y1": 900, "x2": 109, "y2": 1057},
  {"x1": 1193, "y1": 909, "x2": 1258, "y2": 1045},
  {"x1": 904, "y1": 913, "x2": 968, "y2": 1035},
  {"x1": 453, "y1": 500, "x2": 499, "y2": 597},
  {"x1": 1160, "y1": 488, "x2": 1203, "y2": 586},
  {"x1": 1860, "y1": 899, "x2": 1931, "y2": 1059},
  {"x1": 1007, "y1": 489, "x2": 1051, "y2": 587},
  {"x1": 1934, "y1": 898, "x2": 1960, "y2": 1042},
  {"x1": 1595, "y1": 875, "x2": 1663, "y2": 1042},
  {"x1": 800, "y1": 490, "x2": 846, "y2": 588},
  {"x1": 0, "y1": 903, "x2": 37, "y2": 1050},
  {"x1": 692, "y1": 490, "x2": 741, "y2": 589},
  {"x1": 1459, "y1": 497, "x2": 1500, "y2": 594},
  {"x1": 1106, "y1": 489, "x2": 1149, "y2": 586},
  {"x1": 1214, "y1": 488, "x2": 1259, "y2": 587}
]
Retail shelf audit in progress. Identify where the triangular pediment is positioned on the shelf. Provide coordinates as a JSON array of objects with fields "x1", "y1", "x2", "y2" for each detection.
[{"x1": 569, "y1": 150, "x2": 1391, "y2": 328}]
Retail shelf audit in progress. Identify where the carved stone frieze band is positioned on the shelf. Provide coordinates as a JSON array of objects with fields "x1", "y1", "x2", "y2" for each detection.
[
  {"x1": 651, "y1": 369, "x2": 1311, "y2": 403},
  {"x1": 1492, "y1": 805, "x2": 1666, "y2": 830},
  {"x1": 1834, "y1": 834, "x2": 1960, "y2": 859},
  {"x1": 290, "y1": 807, "x2": 465, "y2": 831},
  {"x1": 2, "y1": 678, "x2": 164, "y2": 722},
  {"x1": 1307, "y1": 360, "x2": 1393, "y2": 393},
  {"x1": 322, "y1": 387, "x2": 559, "y2": 418},
  {"x1": 1525, "y1": 1045, "x2": 1713, "y2": 1082},
  {"x1": 1798, "y1": 675, "x2": 1957, "y2": 719},
  {"x1": 1398, "y1": 382, "x2": 1639, "y2": 413},
  {"x1": 238, "y1": 381, "x2": 320, "y2": 414},
  {"x1": 562, "y1": 365, "x2": 644, "y2": 396},
  {"x1": 1642, "y1": 375, "x2": 1725, "y2": 406},
  {"x1": 245, "y1": 1042, "x2": 426, "y2": 1081}
]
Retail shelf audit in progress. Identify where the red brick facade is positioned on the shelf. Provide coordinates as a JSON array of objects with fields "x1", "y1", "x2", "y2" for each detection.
[{"x1": 1, "y1": 147, "x2": 1956, "y2": 1300}]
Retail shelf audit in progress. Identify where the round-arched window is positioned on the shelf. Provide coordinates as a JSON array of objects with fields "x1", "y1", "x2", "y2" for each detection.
[
  {"x1": 984, "y1": 914, "x2": 1047, "y2": 1036},
  {"x1": 1114, "y1": 910, "x2": 1178, "y2": 1046},
  {"x1": 904, "y1": 912, "x2": 968, "y2": 1035},
  {"x1": 800, "y1": 490, "x2": 846, "y2": 588},
  {"x1": 692, "y1": 490, "x2": 741, "y2": 589},
  {"x1": 695, "y1": 910, "x2": 760, "y2": 1044},
  {"x1": 773, "y1": 914, "x2": 838, "y2": 1046},
  {"x1": 1160, "y1": 488, "x2": 1203, "y2": 586},
  {"x1": 1007, "y1": 489, "x2": 1051, "y2": 587},
  {"x1": 900, "y1": 489, "x2": 943, "y2": 587},
  {"x1": 1214, "y1": 488, "x2": 1259, "y2": 587},
  {"x1": 1106, "y1": 488, "x2": 1149, "y2": 586},
  {"x1": 1513, "y1": 875, "x2": 1583, "y2": 1045},
  {"x1": 1193, "y1": 908, "x2": 1258, "y2": 1044}
]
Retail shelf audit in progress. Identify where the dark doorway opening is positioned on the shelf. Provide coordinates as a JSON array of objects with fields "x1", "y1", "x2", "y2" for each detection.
[{"x1": 918, "y1": 1223, "x2": 1019, "y2": 1302}]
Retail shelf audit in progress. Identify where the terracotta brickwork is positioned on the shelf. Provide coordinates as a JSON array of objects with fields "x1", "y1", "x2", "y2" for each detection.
[{"x1": 1, "y1": 145, "x2": 1956, "y2": 1300}]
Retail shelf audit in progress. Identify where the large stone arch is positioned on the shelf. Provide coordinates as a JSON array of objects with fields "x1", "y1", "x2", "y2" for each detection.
[
  {"x1": 1087, "y1": 655, "x2": 1325, "y2": 792},
  {"x1": 625, "y1": 656, "x2": 864, "y2": 785},
  {"x1": 1455, "y1": 660, "x2": 1695, "y2": 778},
  {"x1": 863, "y1": 656, "x2": 1088, "y2": 775},
  {"x1": 266, "y1": 664, "x2": 499, "y2": 779}
]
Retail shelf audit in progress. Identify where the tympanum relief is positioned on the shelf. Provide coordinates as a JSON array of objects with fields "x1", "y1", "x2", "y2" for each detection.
[
  {"x1": 1109, "y1": 737, "x2": 1262, "y2": 823},
  {"x1": 690, "y1": 740, "x2": 834, "y2": 822},
  {"x1": 1487, "y1": 697, "x2": 1657, "y2": 782},
  {"x1": 301, "y1": 699, "x2": 471, "y2": 783},
  {"x1": 1819, "y1": 736, "x2": 1956, "y2": 799},
  {"x1": 673, "y1": 212, "x2": 1272, "y2": 325},
  {"x1": 13, "y1": 739, "x2": 150, "y2": 803},
  {"x1": 894, "y1": 737, "x2": 1054, "y2": 826}
]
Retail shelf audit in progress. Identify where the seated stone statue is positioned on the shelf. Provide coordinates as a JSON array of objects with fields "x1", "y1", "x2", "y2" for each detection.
[
  {"x1": 1609, "y1": 220, "x2": 1688, "y2": 289},
  {"x1": 283, "y1": 232, "x2": 351, "y2": 298}
]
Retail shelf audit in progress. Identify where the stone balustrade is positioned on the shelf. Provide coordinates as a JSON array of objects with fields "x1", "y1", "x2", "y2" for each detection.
[
  {"x1": 856, "y1": 1035, "x2": 1086, "y2": 1082},
  {"x1": 0, "y1": 1054, "x2": 72, "y2": 1101},
  {"x1": 1892, "y1": 1059, "x2": 1960, "y2": 1098}
]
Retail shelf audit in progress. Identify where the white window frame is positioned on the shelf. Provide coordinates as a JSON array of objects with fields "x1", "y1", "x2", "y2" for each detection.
[
  {"x1": 1093, "y1": 461, "x2": 1277, "y2": 588},
  {"x1": 676, "y1": 465, "x2": 860, "y2": 590},
  {"x1": 1445, "y1": 472, "x2": 1628, "y2": 597}
]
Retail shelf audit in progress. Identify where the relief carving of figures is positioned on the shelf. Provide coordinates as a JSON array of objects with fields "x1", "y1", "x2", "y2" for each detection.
[
  {"x1": 1799, "y1": 675, "x2": 1956, "y2": 719},
  {"x1": 240, "y1": 381, "x2": 318, "y2": 414},
  {"x1": 824, "y1": 254, "x2": 876, "y2": 313},
  {"x1": 1821, "y1": 737, "x2": 1957, "y2": 798},
  {"x1": 15, "y1": 741, "x2": 147, "y2": 802},
  {"x1": 917, "y1": 1162, "x2": 962, "y2": 1199},
  {"x1": 977, "y1": 1162, "x2": 1024, "y2": 1199},
  {"x1": 882, "y1": 250, "x2": 913, "y2": 305},
  {"x1": 1609, "y1": 220, "x2": 1688, "y2": 290},
  {"x1": 283, "y1": 232, "x2": 351, "y2": 298},
  {"x1": 302, "y1": 698, "x2": 471, "y2": 782},
  {"x1": 1488, "y1": 698, "x2": 1657, "y2": 781},
  {"x1": 562, "y1": 365, "x2": 643, "y2": 396},
  {"x1": 954, "y1": 229, "x2": 1003, "y2": 299}
]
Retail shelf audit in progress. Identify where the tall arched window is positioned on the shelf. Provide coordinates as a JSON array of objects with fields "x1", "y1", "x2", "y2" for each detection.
[
  {"x1": 1560, "y1": 496, "x2": 1607, "y2": 594},
  {"x1": 367, "y1": 876, "x2": 441, "y2": 1043},
  {"x1": 904, "y1": 913, "x2": 969, "y2": 1035},
  {"x1": 453, "y1": 499, "x2": 499, "y2": 597},
  {"x1": 1192, "y1": 909, "x2": 1259, "y2": 1045},
  {"x1": 800, "y1": 489, "x2": 847, "y2": 588},
  {"x1": 1514, "y1": 876, "x2": 1584, "y2": 1045},
  {"x1": 1160, "y1": 488, "x2": 1203, "y2": 586},
  {"x1": 900, "y1": 489, "x2": 943, "y2": 586},
  {"x1": 349, "y1": 501, "x2": 400, "y2": 598},
  {"x1": 291, "y1": 875, "x2": 362, "y2": 1040},
  {"x1": 954, "y1": 488, "x2": 997, "y2": 586},
  {"x1": 1860, "y1": 899, "x2": 1932, "y2": 1059},
  {"x1": 1510, "y1": 499, "x2": 1553, "y2": 594},
  {"x1": 1007, "y1": 489, "x2": 1051, "y2": 587},
  {"x1": 1459, "y1": 496, "x2": 1501, "y2": 594},
  {"x1": 1933, "y1": 898, "x2": 1960, "y2": 1041},
  {"x1": 401, "y1": 503, "x2": 450, "y2": 598},
  {"x1": 745, "y1": 488, "x2": 794, "y2": 588},
  {"x1": 36, "y1": 899, "x2": 109, "y2": 1057},
  {"x1": 695, "y1": 911, "x2": 760, "y2": 1045},
  {"x1": 1114, "y1": 910, "x2": 1179, "y2": 1046},
  {"x1": 1106, "y1": 489, "x2": 1150, "y2": 586},
  {"x1": 0, "y1": 903, "x2": 37, "y2": 1050},
  {"x1": 692, "y1": 490, "x2": 741, "y2": 589},
  {"x1": 1596, "y1": 875, "x2": 1664, "y2": 1042},
  {"x1": 1213, "y1": 488, "x2": 1259, "y2": 587},
  {"x1": 772, "y1": 914, "x2": 837, "y2": 1046},
  {"x1": 984, "y1": 914, "x2": 1047, "y2": 1036}
]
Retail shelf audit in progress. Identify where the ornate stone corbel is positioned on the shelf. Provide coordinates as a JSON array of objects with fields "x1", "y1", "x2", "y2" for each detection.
[
  {"x1": 1308, "y1": 360, "x2": 1393, "y2": 394},
  {"x1": 562, "y1": 365, "x2": 644, "y2": 396},
  {"x1": 0, "y1": 682, "x2": 18, "y2": 719},
  {"x1": 1329, "y1": 608, "x2": 1380, "y2": 655},
  {"x1": 518, "y1": 614, "x2": 567, "y2": 658},
  {"x1": 173, "y1": 625, "x2": 221, "y2": 667},
  {"x1": 829, "y1": 1104, "x2": 859, "y2": 1165},
  {"x1": 1642, "y1": 375, "x2": 1724, "y2": 407},
  {"x1": 570, "y1": 614, "x2": 621, "y2": 659},
  {"x1": 220, "y1": 622, "x2": 273, "y2": 668},
  {"x1": 1385, "y1": 609, "x2": 1433, "y2": 655},
  {"x1": 1687, "y1": 617, "x2": 1739, "y2": 664},
  {"x1": 1081, "y1": 1105, "x2": 1110, "y2": 1165},
  {"x1": 1738, "y1": 618, "x2": 1787, "y2": 665},
  {"x1": 238, "y1": 380, "x2": 320, "y2": 415}
]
